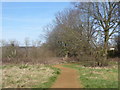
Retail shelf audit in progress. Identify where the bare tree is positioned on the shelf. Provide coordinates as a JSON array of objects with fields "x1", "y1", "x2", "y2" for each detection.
[
  {"x1": 46, "y1": 8, "x2": 96, "y2": 63},
  {"x1": 74, "y1": 2, "x2": 120, "y2": 65},
  {"x1": 24, "y1": 37, "x2": 30, "y2": 58}
]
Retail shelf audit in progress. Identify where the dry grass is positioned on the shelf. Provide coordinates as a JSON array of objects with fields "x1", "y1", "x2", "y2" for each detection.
[{"x1": 2, "y1": 64, "x2": 56, "y2": 88}]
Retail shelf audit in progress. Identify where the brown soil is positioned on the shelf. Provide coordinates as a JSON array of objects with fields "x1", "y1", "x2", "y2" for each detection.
[{"x1": 51, "y1": 64, "x2": 82, "y2": 88}]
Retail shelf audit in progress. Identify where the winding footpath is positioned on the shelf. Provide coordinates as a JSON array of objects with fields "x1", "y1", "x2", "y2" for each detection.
[{"x1": 51, "y1": 64, "x2": 82, "y2": 88}]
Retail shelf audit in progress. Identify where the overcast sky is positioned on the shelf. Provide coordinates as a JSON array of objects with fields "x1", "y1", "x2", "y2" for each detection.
[{"x1": 2, "y1": 2, "x2": 70, "y2": 46}]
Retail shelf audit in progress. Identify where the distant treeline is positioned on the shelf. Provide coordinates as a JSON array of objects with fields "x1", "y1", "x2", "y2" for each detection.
[{"x1": 1, "y1": 39, "x2": 56, "y2": 64}]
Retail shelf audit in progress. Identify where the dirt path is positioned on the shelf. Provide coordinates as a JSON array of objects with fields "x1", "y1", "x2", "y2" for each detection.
[{"x1": 51, "y1": 64, "x2": 82, "y2": 88}]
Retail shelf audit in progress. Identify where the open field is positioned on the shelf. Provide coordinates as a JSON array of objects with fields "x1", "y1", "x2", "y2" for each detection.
[
  {"x1": 1, "y1": 64, "x2": 60, "y2": 88},
  {"x1": 63, "y1": 61, "x2": 118, "y2": 88},
  {"x1": 1, "y1": 60, "x2": 119, "y2": 88}
]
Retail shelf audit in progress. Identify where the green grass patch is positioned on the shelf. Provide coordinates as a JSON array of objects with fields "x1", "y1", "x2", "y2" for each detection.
[{"x1": 63, "y1": 63, "x2": 118, "y2": 88}]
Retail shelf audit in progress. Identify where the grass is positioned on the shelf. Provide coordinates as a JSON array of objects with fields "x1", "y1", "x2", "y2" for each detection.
[
  {"x1": 32, "y1": 66, "x2": 60, "y2": 88},
  {"x1": 63, "y1": 61, "x2": 118, "y2": 88},
  {"x1": 2, "y1": 64, "x2": 60, "y2": 88}
]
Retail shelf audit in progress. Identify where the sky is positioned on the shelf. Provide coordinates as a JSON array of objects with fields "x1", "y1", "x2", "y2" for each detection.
[{"x1": 2, "y1": 2, "x2": 71, "y2": 46}]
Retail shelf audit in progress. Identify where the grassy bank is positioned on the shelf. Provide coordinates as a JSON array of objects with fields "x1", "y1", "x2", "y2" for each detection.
[
  {"x1": 2, "y1": 64, "x2": 60, "y2": 88},
  {"x1": 63, "y1": 62, "x2": 118, "y2": 88}
]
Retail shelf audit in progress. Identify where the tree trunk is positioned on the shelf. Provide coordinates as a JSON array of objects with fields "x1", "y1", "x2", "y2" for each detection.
[
  {"x1": 65, "y1": 52, "x2": 68, "y2": 58},
  {"x1": 25, "y1": 47, "x2": 28, "y2": 58},
  {"x1": 103, "y1": 29, "x2": 109, "y2": 66}
]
